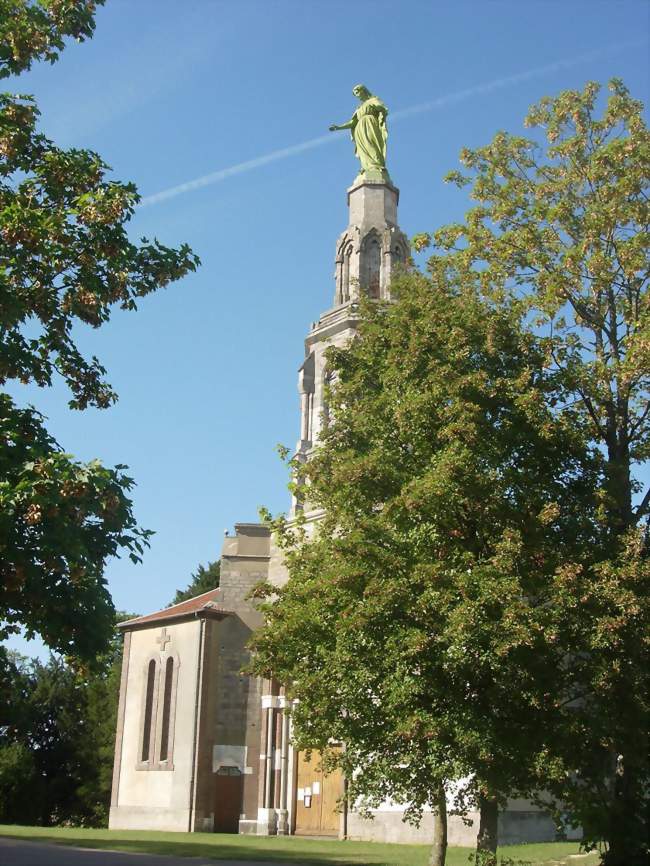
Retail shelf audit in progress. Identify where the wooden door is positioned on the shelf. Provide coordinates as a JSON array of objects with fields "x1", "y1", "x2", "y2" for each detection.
[
  {"x1": 214, "y1": 768, "x2": 243, "y2": 833},
  {"x1": 294, "y1": 749, "x2": 343, "y2": 836}
]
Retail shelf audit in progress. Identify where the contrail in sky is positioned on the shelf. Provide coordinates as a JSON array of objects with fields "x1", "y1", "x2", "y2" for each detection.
[
  {"x1": 138, "y1": 40, "x2": 646, "y2": 209},
  {"x1": 139, "y1": 134, "x2": 334, "y2": 207}
]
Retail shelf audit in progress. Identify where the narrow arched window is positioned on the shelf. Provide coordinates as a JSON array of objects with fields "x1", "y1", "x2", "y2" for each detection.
[
  {"x1": 362, "y1": 234, "x2": 381, "y2": 298},
  {"x1": 141, "y1": 659, "x2": 156, "y2": 762},
  {"x1": 159, "y1": 656, "x2": 174, "y2": 762},
  {"x1": 343, "y1": 244, "x2": 353, "y2": 302}
]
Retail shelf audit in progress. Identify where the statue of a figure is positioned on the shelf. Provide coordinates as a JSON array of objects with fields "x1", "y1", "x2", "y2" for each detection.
[{"x1": 329, "y1": 84, "x2": 389, "y2": 182}]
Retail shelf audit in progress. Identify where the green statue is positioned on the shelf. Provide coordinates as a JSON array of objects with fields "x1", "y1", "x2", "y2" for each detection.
[{"x1": 329, "y1": 84, "x2": 390, "y2": 183}]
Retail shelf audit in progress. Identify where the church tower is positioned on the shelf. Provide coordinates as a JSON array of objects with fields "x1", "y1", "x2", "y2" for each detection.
[
  {"x1": 110, "y1": 173, "x2": 411, "y2": 841},
  {"x1": 264, "y1": 174, "x2": 410, "y2": 836},
  {"x1": 294, "y1": 177, "x2": 409, "y2": 473}
]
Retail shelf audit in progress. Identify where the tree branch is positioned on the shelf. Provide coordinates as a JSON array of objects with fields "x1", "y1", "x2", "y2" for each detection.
[{"x1": 633, "y1": 487, "x2": 650, "y2": 523}]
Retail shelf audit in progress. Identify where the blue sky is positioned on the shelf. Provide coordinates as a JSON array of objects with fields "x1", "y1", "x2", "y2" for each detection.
[{"x1": 5, "y1": 0, "x2": 649, "y2": 656}]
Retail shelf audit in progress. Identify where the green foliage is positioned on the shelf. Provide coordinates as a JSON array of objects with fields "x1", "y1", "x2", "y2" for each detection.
[
  {"x1": 534, "y1": 535, "x2": 649, "y2": 860},
  {"x1": 170, "y1": 560, "x2": 220, "y2": 605},
  {"x1": 251, "y1": 272, "x2": 603, "y2": 832},
  {"x1": 0, "y1": 741, "x2": 36, "y2": 821},
  {"x1": 0, "y1": 615, "x2": 131, "y2": 826},
  {"x1": 0, "y1": 0, "x2": 102, "y2": 80},
  {"x1": 430, "y1": 79, "x2": 649, "y2": 538},
  {"x1": 72, "y1": 616, "x2": 130, "y2": 826},
  {"x1": 425, "y1": 80, "x2": 649, "y2": 865},
  {"x1": 0, "y1": 1, "x2": 199, "y2": 663},
  {"x1": 0, "y1": 85, "x2": 199, "y2": 409},
  {"x1": 0, "y1": 396, "x2": 149, "y2": 658}
]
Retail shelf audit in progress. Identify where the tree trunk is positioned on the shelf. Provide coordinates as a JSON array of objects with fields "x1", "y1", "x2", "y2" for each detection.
[
  {"x1": 606, "y1": 442, "x2": 634, "y2": 535},
  {"x1": 476, "y1": 793, "x2": 498, "y2": 861},
  {"x1": 428, "y1": 784, "x2": 447, "y2": 866},
  {"x1": 602, "y1": 439, "x2": 646, "y2": 864},
  {"x1": 604, "y1": 760, "x2": 648, "y2": 866}
]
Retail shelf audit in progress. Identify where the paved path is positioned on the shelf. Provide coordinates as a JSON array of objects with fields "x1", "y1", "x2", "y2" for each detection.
[{"x1": 0, "y1": 838, "x2": 298, "y2": 866}]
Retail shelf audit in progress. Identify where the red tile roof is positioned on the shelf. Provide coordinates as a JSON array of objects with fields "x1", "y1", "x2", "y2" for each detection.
[{"x1": 118, "y1": 588, "x2": 232, "y2": 630}]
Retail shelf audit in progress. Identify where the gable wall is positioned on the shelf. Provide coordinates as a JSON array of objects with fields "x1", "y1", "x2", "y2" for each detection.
[{"x1": 109, "y1": 618, "x2": 203, "y2": 831}]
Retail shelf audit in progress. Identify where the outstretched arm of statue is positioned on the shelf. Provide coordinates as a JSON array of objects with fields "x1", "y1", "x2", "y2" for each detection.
[{"x1": 329, "y1": 119, "x2": 353, "y2": 132}]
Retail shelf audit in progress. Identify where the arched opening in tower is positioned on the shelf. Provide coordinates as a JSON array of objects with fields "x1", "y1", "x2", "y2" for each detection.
[{"x1": 362, "y1": 233, "x2": 381, "y2": 299}]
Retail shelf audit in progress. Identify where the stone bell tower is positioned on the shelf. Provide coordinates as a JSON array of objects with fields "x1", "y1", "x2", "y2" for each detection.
[
  {"x1": 292, "y1": 178, "x2": 409, "y2": 501},
  {"x1": 263, "y1": 175, "x2": 410, "y2": 836}
]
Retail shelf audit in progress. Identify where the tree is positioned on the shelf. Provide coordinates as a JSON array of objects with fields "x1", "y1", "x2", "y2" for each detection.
[
  {"x1": 0, "y1": 650, "x2": 100, "y2": 825},
  {"x1": 0, "y1": 396, "x2": 149, "y2": 661},
  {"x1": 537, "y1": 531, "x2": 649, "y2": 862},
  {"x1": 0, "y1": 1, "x2": 199, "y2": 663},
  {"x1": 72, "y1": 611, "x2": 132, "y2": 825},
  {"x1": 170, "y1": 560, "x2": 221, "y2": 605},
  {"x1": 0, "y1": 612, "x2": 132, "y2": 826},
  {"x1": 251, "y1": 271, "x2": 603, "y2": 866},
  {"x1": 251, "y1": 80, "x2": 648, "y2": 865},
  {"x1": 419, "y1": 79, "x2": 649, "y2": 866},
  {"x1": 425, "y1": 78, "x2": 648, "y2": 543},
  {"x1": 0, "y1": 647, "x2": 37, "y2": 823},
  {"x1": 0, "y1": 0, "x2": 100, "y2": 79}
]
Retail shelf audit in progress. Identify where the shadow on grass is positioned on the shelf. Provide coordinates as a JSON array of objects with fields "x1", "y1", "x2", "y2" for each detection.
[
  {"x1": 0, "y1": 828, "x2": 438, "y2": 866},
  {"x1": 0, "y1": 828, "x2": 593, "y2": 866}
]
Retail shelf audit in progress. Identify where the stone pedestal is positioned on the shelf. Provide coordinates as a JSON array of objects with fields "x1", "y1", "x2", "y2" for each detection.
[{"x1": 347, "y1": 180, "x2": 399, "y2": 229}]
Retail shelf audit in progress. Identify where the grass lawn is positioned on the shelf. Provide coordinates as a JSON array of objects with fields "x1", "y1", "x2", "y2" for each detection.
[{"x1": 0, "y1": 825, "x2": 600, "y2": 866}]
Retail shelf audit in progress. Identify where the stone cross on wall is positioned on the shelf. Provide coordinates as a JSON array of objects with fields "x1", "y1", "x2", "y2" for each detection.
[{"x1": 156, "y1": 627, "x2": 171, "y2": 652}]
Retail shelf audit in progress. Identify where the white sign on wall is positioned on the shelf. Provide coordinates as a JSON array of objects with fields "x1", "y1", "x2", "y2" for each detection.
[{"x1": 213, "y1": 744, "x2": 247, "y2": 772}]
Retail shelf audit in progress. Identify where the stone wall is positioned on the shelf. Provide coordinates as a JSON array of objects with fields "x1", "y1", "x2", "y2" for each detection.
[
  {"x1": 109, "y1": 618, "x2": 204, "y2": 832},
  {"x1": 347, "y1": 801, "x2": 581, "y2": 846},
  {"x1": 216, "y1": 523, "x2": 270, "y2": 834}
]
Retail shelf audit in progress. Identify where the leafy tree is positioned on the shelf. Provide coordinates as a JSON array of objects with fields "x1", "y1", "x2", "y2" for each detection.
[
  {"x1": 0, "y1": 0, "x2": 100, "y2": 79},
  {"x1": 71, "y1": 611, "x2": 132, "y2": 825},
  {"x1": 0, "y1": 1, "x2": 199, "y2": 663},
  {"x1": 170, "y1": 560, "x2": 221, "y2": 605},
  {"x1": 537, "y1": 531, "x2": 649, "y2": 863},
  {"x1": 418, "y1": 78, "x2": 649, "y2": 866},
  {"x1": 424, "y1": 78, "x2": 648, "y2": 543},
  {"x1": 0, "y1": 738, "x2": 36, "y2": 822},
  {"x1": 0, "y1": 651, "x2": 94, "y2": 824},
  {"x1": 252, "y1": 80, "x2": 648, "y2": 866},
  {"x1": 0, "y1": 613, "x2": 133, "y2": 826},
  {"x1": 0, "y1": 648, "x2": 36, "y2": 823},
  {"x1": 0, "y1": 397, "x2": 148, "y2": 661},
  {"x1": 251, "y1": 272, "x2": 603, "y2": 866}
]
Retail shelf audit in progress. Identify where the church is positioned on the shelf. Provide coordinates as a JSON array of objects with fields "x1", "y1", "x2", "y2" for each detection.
[{"x1": 108, "y1": 108, "x2": 570, "y2": 845}]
